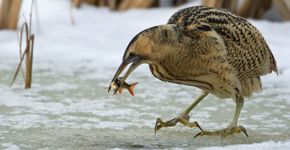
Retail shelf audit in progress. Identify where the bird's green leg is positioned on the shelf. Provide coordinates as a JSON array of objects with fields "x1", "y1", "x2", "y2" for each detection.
[
  {"x1": 194, "y1": 96, "x2": 248, "y2": 140},
  {"x1": 154, "y1": 91, "x2": 208, "y2": 133}
]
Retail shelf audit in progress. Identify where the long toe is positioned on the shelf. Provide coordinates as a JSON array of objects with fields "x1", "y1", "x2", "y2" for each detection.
[
  {"x1": 194, "y1": 126, "x2": 248, "y2": 140},
  {"x1": 154, "y1": 115, "x2": 202, "y2": 134},
  {"x1": 154, "y1": 117, "x2": 178, "y2": 134}
]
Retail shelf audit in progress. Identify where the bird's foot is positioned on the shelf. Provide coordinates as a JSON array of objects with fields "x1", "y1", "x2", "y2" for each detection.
[
  {"x1": 194, "y1": 125, "x2": 248, "y2": 140},
  {"x1": 154, "y1": 114, "x2": 202, "y2": 134}
]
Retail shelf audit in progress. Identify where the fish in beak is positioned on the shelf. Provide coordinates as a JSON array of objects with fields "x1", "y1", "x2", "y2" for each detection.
[
  {"x1": 109, "y1": 77, "x2": 138, "y2": 96},
  {"x1": 108, "y1": 54, "x2": 142, "y2": 95}
]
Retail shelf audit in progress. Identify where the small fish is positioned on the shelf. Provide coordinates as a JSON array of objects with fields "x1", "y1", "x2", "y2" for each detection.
[{"x1": 109, "y1": 77, "x2": 138, "y2": 96}]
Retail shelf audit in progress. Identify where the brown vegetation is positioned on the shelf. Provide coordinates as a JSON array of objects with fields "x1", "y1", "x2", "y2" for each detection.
[
  {"x1": 0, "y1": 0, "x2": 22, "y2": 30},
  {"x1": 72, "y1": 0, "x2": 187, "y2": 11},
  {"x1": 10, "y1": 1, "x2": 35, "y2": 89},
  {"x1": 273, "y1": 0, "x2": 290, "y2": 21},
  {"x1": 203, "y1": 0, "x2": 290, "y2": 21}
]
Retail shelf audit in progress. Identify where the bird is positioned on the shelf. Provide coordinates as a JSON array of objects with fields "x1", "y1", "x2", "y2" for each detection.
[{"x1": 108, "y1": 6, "x2": 277, "y2": 139}]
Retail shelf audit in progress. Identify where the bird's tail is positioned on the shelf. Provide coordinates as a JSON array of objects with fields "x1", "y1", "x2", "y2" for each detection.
[{"x1": 240, "y1": 77, "x2": 262, "y2": 97}]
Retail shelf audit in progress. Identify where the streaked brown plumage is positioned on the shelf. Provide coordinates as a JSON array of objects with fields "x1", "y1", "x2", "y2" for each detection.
[
  {"x1": 108, "y1": 6, "x2": 277, "y2": 139},
  {"x1": 167, "y1": 6, "x2": 277, "y2": 97}
]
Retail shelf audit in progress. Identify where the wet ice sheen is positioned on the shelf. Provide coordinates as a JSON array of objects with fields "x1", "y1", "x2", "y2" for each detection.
[
  {"x1": 0, "y1": 67, "x2": 290, "y2": 149},
  {"x1": 1, "y1": 0, "x2": 290, "y2": 149}
]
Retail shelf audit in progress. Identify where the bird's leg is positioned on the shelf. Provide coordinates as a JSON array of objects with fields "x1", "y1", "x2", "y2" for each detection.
[
  {"x1": 154, "y1": 91, "x2": 208, "y2": 133},
  {"x1": 194, "y1": 96, "x2": 248, "y2": 140}
]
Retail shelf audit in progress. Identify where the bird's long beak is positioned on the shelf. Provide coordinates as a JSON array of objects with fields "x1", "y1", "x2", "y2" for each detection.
[{"x1": 108, "y1": 55, "x2": 142, "y2": 94}]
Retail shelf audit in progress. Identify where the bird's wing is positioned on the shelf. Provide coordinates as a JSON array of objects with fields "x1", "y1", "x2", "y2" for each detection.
[
  {"x1": 168, "y1": 6, "x2": 278, "y2": 80},
  {"x1": 172, "y1": 22, "x2": 242, "y2": 98}
]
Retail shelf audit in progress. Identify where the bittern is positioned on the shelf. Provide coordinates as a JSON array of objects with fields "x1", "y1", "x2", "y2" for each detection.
[{"x1": 108, "y1": 6, "x2": 277, "y2": 139}]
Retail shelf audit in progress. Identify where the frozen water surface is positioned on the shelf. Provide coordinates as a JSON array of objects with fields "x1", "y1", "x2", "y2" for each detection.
[{"x1": 0, "y1": 1, "x2": 290, "y2": 149}]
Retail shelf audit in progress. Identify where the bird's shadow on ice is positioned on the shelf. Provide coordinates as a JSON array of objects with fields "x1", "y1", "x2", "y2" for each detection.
[{"x1": 105, "y1": 129, "x2": 285, "y2": 149}]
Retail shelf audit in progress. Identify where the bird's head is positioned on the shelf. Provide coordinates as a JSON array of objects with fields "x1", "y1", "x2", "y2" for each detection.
[{"x1": 108, "y1": 24, "x2": 182, "y2": 94}]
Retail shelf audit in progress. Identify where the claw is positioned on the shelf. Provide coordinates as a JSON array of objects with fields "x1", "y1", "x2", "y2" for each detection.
[
  {"x1": 154, "y1": 118, "x2": 162, "y2": 134},
  {"x1": 194, "y1": 132, "x2": 203, "y2": 138},
  {"x1": 239, "y1": 125, "x2": 249, "y2": 138},
  {"x1": 195, "y1": 122, "x2": 203, "y2": 131}
]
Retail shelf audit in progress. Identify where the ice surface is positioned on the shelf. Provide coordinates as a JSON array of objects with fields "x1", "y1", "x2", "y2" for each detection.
[{"x1": 0, "y1": 0, "x2": 290, "y2": 149}]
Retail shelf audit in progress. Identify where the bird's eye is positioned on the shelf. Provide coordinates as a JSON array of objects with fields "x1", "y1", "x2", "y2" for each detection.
[{"x1": 129, "y1": 53, "x2": 136, "y2": 57}]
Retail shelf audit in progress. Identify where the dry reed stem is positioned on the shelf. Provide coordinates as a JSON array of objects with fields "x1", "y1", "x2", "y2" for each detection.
[
  {"x1": 25, "y1": 34, "x2": 34, "y2": 89},
  {"x1": 10, "y1": 0, "x2": 35, "y2": 89},
  {"x1": 10, "y1": 23, "x2": 34, "y2": 89}
]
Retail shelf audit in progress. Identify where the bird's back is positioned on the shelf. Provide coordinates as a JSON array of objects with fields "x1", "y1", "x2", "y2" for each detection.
[{"x1": 167, "y1": 6, "x2": 277, "y2": 96}]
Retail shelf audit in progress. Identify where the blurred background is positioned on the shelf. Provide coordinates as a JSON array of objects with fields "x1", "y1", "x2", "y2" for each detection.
[{"x1": 1, "y1": 0, "x2": 290, "y2": 30}]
